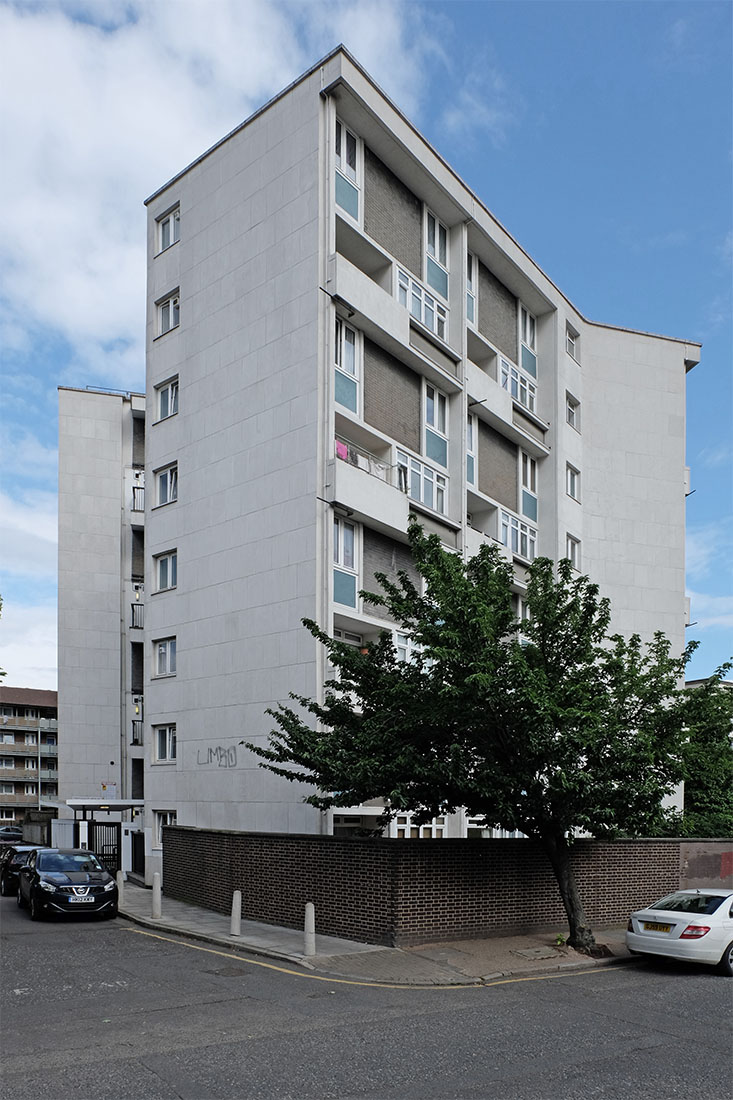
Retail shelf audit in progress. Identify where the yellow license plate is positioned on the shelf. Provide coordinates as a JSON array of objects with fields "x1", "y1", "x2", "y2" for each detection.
[{"x1": 643, "y1": 921, "x2": 671, "y2": 932}]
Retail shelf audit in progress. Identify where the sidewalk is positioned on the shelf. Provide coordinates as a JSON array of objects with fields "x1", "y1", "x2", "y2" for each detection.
[{"x1": 118, "y1": 883, "x2": 634, "y2": 986}]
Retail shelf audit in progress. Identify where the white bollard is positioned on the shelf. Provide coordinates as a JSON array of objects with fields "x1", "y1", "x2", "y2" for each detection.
[
  {"x1": 304, "y1": 901, "x2": 316, "y2": 957},
  {"x1": 152, "y1": 872, "x2": 162, "y2": 919},
  {"x1": 230, "y1": 889, "x2": 242, "y2": 937},
  {"x1": 116, "y1": 870, "x2": 124, "y2": 908}
]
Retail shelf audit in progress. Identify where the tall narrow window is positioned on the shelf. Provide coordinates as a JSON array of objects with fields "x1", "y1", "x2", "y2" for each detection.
[
  {"x1": 154, "y1": 725, "x2": 177, "y2": 763},
  {"x1": 566, "y1": 326, "x2": 580, "y2": 362},
  {"x1": 154, "y1": 638, "x2": 177, "y2": 677},
  {"x1": 155, "y1": 550, "x2": 177, "y2": 591},
  {"x1": 158, "y1": 293, "x2": 180, "y2": 336},
  {"x1": 424, "y1": 383, "x2": 448, "y2": 467},
  {"x1": 335, "y1": 119, "x2": 359, "y2": 220},
  {"x1": 566, "y1": 464, "x2": 580, "y2": 501},
  {"x1": 520, "y1": 305, "x2": 537, "y2": 378},
  {"x1": 156, "y1": 377, "x2": 179, "y2": 421},
  {"x1": 334, "y1": 317, "x2": 358, "y2": 413},
  {"x1": 333, "y1": 517, "x2": 358, "y2": 608},
  {"x1": 426, "y1": 211, "x2": 448, "y2": 299},
  {"x1": 520, "y1": 452, "x2": 538, "y2": 522},
  {"x1": 156, "y1": 464, "x2": 178, "y2": 506},
  {"x1": 566, "y1": 534, "x2": 581, "y2": 569},
  {"x1": 466, "y1": 251, "x2": 476, "y2": 324},
  {"x1": 158, "y1": 207, "x2": 180, "y2": 252},
  {"x1": 566, "y1": 392, "x2": 580, "y2": 431},
  {"x1": 466, "y1": 414, "x2": 477, "y2": 486}
]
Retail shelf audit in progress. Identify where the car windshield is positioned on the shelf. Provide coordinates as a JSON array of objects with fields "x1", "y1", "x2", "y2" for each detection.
[
  {"x1": 38, "y1": 852, "x2": 104, "y2": 873},
  {"x1": 649, "y1": 892, "x2": 726, "y2": 915}
]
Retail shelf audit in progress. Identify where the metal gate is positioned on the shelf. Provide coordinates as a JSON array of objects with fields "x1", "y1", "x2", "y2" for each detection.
[
  {"x1": 74, "y1": 820, "x2": 121, "y2": 876},
  {"x1": 131, "y1": 830, "x2": 145, "y2": 876}
]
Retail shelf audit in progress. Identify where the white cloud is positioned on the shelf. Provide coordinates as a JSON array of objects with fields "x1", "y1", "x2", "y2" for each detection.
[
  {"x1": 0, "y1": 489, "x2": 58, "y2": 580},
  {"x1": 437, "y1": 60, "x2": 519, "y2": 147},
  {"x1": 696, "y1": 441, "x2": 733, "y2": 470},
  {"x1": 686, "y1": 519, "x2": 732, "y2": 585},
  {"x1": 0, "y1": 428, "x2": 57, "y2": 484},
  {"x1": 0, "y1": 600, "x2": 57, "y2": 690},
  {"x1": 686, "y1": 590, "x2": 733, "y2": 631}
]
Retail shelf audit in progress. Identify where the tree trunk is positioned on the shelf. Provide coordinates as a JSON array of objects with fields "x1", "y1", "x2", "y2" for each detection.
[{"x1": 540, "y1": 834, "x2": 596, "y2": 954}]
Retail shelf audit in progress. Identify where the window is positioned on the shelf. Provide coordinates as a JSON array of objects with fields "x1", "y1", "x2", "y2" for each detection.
[
  {"x1": 333, "y1": 628, "x2": 363, "y2": 646},
  {"x1": 158, "y1": 292, "x2": 179, "y2": 336},
  {"x1": 394, "y1": 631, "x2": 422, "y2": 664},
  {"x1": 0, "y1": 810, "x2": 15, "y2": 821},
  {"x1": 46, "y1": 734, "x2": 57, "y2": 745},
  {"x1": 566, "y1": 392, "x2": 580, "y2": 431},
  {"x1": 24, "y1": 733, "x2": 37, "y2": 745},
  {"x1": 25, "y1": 759, "x2": 37, "y2": 771},
  {"x1": 25, "y1": 783, "x2": 37, "y2": 796},
  {"x1": 426, "y1": 211, "x2": 448, "y2": 299},
  {"x1": 155, "y1": 550, "x2": 177, "y2": 591},
  {"x1": 566, "y1": 464, "x2": 580, "y2": 501},
  {"x1": 0, "y1": 757, "x2": 13, "y2": 769},
  {"x1": 154, "y1": 638, "x2": 177, "y2": 677},
  {"x1": 156, "y1": 377, "x2": 179, "y2": 421},
  {"x1": 466, "y1": 251, "x2": 476, "y2": 325},
  {"x1": 501, "y1": 511, "x2": 537, "y2": 561},
  {"x1": 424, "y1": 383, "x2": 448, "y2": 467},
  {"x1": 335, "y1": 119, "x2": 359, "y2": 220},
  {"x1": 466, "y1": 414, "x2": 477, "y2": 486},
  {"x1": 153, "y1": 810, "x2": 177, "y2": 848},
  {"x1": 26, "y1": 708, "x2": 40, "y2": 719},
  {"x1": 500, "y1": 358, "x2": 536, "y2": 414},
  {"x1": 566, "y1": 326, "x2": 579, "y2": 362},
  {"x1": 154, "y1": 724, "x2": 177, "y2": 763},
  {"x1": 0, "y1": 733, "x2": 12, "y2": 744},
  {"x1": 397, "y1": 451, "x2": 447, "y2": 514},
  {"x1": 157, "y1": 207, "x2": 180, "y2": 252},
  {"x1": 394, "y1": 813, "x2": 445, "y2": 839},
  {"x1": 398, "y1": 270, "x2": 448, "y2": 341},
  {"x1": 520, "y1": 452, "x2": 538, "y2": 522},
  {"x1": 156, "y1": 464, "x2": 178, "y2": 506},
  {"x1": 0, "y1": 782, "x2": 13, "y2": 794},
  {"x1": 566, "y1": 534, "x2": 580, "y2": 570},
  {"x1": 520, "y1": 305, "x2": 537, "y2": 377},
  {"x1": 333, "y1": 517, "x2": 358, "y2": 608},
  {"x1": 334, "y1": 317, "x2": 358, "y2": 413}
]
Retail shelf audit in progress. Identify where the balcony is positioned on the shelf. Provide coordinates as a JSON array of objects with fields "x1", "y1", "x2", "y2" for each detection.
[
  {"x1": 132, "y1": 485, "x2": 145, "y2": 512},
  {"x1": 131, "y1": 602, "x2": 144, "y2": 629},
  {"x1": 131, "y1": 720, "x2": 143, "y2": 746},
  {"x1": 328, "y1": 436, "x2": 408, "y2": 539}
]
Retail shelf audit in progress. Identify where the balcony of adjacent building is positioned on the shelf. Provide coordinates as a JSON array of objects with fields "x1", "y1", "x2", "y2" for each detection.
[
  {"x1": 0, "y1": 738, "x2": 58, "y2": 759},
  {"x1": 129, "y1": 693, "x2": 145, "y2": 748},
  {"x1": 128, "y1": 467, "x2": 145, "y2": 521}
]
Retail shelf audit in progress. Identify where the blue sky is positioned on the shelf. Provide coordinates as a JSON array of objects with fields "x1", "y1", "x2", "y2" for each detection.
[{"x1": 1, "y1": 0, "x2": 731, "y2": 688}]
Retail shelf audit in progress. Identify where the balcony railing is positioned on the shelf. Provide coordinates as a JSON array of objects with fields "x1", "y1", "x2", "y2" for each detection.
[
  {"x1": 132, "y1": 485, "x2": 145, "y2": 512},
  {"x1": 335, "y1": 437, "x2": 393, "y2": 485},
  {"x1": 131, "y1": 603, "x2": 144, "y2": 629},
  {"x1": 131, "y1": 720, "x2": 143, "y2": 745}
]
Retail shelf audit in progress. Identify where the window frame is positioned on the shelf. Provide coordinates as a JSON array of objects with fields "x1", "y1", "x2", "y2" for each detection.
[
  {"x1": 398, "y1": 269, "x2": 448, "y2": 341},
  {"x1": 153, "y1": 637, "x2": 177, "y2": 678},
  {"x1": 566, "y1": 392, "x2": 580, "y2": 432},
  {"x1": 425, "y1": 210, "x2": 449, "y2": 300},
  {"x1": 334, "y1": 118, "x2": 361, "y2": 223},
  {"x1": 334, "y1": 316, "x2": 360, "y2": 414},
  {"x1": 397, "y1": 450, "x2": 448, "y2": 515},
  {"x1": 153, "y1": 810, "x2": 177, "y2": 848},
  {"x1": 155, "y1": 376, "x2": 179, "y2": 422},
  {"x1": 424, "y1": 382, "x2": 448, "y2": 468},
  {"x1": 466, "y1": 251, "x2": 477, "y2": 326},
  {"x1": 155, "y1": 550, "x2": 178, "y2": 592},
  {"x1": 566, "y1": 326, "x2": 580, "y2": 362},
  {"x1": 566, "y1": 534, "x2": 581, "y2": 570},
  {"x1": 520, "y1": 451, "x2": 538, "y2": 522},
  {"x1": 500, "y1": 510, "x2": 537, "y2": 562},
  {"x1": 500, "y1": 358, "x2": 536, "y2": 414},
  {"x1": 566, "y1": 464, "x2": 580, "y2": 501},
  {"x1": 333, "y1": 516, "x2": 359, "y2": 609},
  {"x1": 0, "y1": 758, "x2": 14, "y2": 770},
  {"x1": 25, "y1": 758, "x2": 38, "y2": 771},
  {"x1": 519, "y1": 304, "x2": 537, "y2": 378},
  {"x1": 157, "y1": 206, "x2": 180, "y2": 254},
  {"x1": 155, "y1": 463, "x2": 178, "y2": 507},
  {"x1": 154, "y1": 724, "x2": 177, "y2": 764},
  {"x1": 466, "y1": 413, "x2": 477, "y2": 486},
  {"x1": 157, "y1": 291, "x2": 180, "y2": 337}
]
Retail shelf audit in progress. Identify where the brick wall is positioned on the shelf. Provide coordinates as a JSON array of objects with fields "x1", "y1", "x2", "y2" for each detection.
[
  {"x1": 162, "y1": 830, "x2": 725, "y2": 947},
  {"x1": 362, "y1": 529, "x2": 421, "y2": 623},
  {"x1": 478, "y1": 421, "x2": 517, "y2": 508},
  {"x1": 478, "y1": 263, "x2": 517, "y2": 362},
  {"x1": 363, "y1": 338, "x2": 420, "y2": 452},
  {"x1": 364, "y1": 148, "x2": 422, "y2": 278}
]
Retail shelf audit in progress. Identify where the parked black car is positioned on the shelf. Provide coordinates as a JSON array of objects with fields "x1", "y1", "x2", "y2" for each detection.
[
  {"x1": 0, "y1": 825, "x2": 23, "y2": 844},
  {"x1": 17, "y1": 848, "x2": 118, "y2": 920},
  {"x1": 0, "y1": 844, "x2": 44, "y2": 896}
]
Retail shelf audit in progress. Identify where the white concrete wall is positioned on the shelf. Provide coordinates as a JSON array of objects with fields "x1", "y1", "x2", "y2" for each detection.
[{"x1": 144, "y1": 68, "x2": 325, "y2": 850}]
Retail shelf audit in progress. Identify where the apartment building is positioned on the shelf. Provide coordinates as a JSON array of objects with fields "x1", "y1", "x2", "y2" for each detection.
[
  {"x1": 0, "y1": 687, "x2": 58, "y2": 825},
  {"x1": 59, "y1": 48, "x2": 699, "y2": 872}
]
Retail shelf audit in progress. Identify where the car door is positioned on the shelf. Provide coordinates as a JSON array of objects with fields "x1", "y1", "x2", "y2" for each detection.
[{"x1": 19, "y1": 849, "x2": 37, "y2": 901}]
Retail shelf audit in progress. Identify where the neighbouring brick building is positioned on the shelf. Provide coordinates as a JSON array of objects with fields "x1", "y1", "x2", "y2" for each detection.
[{"x1": 0, "y1": 687, "x2": 58, "y2": 826}]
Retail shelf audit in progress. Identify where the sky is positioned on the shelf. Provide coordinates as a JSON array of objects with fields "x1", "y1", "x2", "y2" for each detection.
[{"x1": 0, "y1": 0, "x2": 731, "y2": 689}]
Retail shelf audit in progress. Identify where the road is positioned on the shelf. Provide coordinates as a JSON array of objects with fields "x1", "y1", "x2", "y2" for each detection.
[{"x1": 1, "y1": 895, "x2": 731, "y2": 1100}]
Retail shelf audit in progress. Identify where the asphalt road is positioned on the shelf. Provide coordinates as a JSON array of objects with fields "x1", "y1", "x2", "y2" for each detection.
[{"x1": 1, "y1": 895, "x2": 731, "y2": 1100}]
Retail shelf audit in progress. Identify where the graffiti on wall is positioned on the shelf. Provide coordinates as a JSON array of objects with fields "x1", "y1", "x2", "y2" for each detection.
[{"x1": 196, "y1": 744, "x2": 238, "y2": 768}]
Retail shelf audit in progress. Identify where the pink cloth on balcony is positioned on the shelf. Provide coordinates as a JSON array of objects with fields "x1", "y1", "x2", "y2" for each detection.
[{"x1": 335, "y1": 440, "x2": 348, "y2": 460}]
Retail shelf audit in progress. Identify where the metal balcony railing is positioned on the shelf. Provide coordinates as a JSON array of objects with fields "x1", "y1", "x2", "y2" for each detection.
[
  {"x1": 131, "y1": 720, "x2": 143, "y2": 746},
  {"x1": 335, "y1": 437, "x2": 395, "y2": 485},
  {"x1": 131, "y1": 603, "x2": 144, "y2": 629},
  {"x1": 132, "y1": 485, "x2": 145, "y2": 512}
]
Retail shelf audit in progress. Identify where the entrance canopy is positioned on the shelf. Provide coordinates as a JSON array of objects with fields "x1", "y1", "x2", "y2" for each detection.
[{"x1": 66, "y1": 799, "x2": 144, "y2": 820}]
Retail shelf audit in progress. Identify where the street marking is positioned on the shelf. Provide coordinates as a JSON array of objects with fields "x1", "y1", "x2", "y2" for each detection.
[{"x1": 125, "y1": 928, "x2": 620, "y2": 990}]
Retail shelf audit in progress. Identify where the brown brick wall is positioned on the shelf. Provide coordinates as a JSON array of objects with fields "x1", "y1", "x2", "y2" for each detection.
[
  {"x1": 478, "y1": 421, "x2": 517, "y2": 508},
  {"x1": 162, "y1": 829, "x2": 715, "y2": 947},
  {"x1": 363, "y1": 338, "x2": 420, "y2": 452},
  {"x1": 362, "y1": 528, "x2": 421, "y2": 623},
  {"x1": 363, "y1": 148, "x2": 422, "y2": 278},
  {"x1": 478, "y1": 263, "x2": 517, "y2": 362}
]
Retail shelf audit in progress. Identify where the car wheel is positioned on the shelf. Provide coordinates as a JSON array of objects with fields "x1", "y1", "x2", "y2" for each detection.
[
  {"x1": 29, "y1": 893, "x2": 43, "y2": 921},
  {"x1": 0, "y1": 876, "x2": 9, "y2": 897},
  {"x1": 717, "y1": 941, "x2": 733, "y2": 977},
  {"x1": 16, "y1": 887, "x2": 26, "y2": 909}
]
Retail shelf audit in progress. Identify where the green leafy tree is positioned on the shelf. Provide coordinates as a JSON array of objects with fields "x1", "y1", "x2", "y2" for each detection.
[
  {"x1": 679, "y1": 676, "x2": 733, "y2": 837},
  {"x1": 246, "y1": 521, "x2": 723, "y2": 953}
]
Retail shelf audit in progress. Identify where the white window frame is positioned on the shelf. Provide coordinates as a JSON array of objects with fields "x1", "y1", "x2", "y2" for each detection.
[
  {"x1": 24, "y1": 733, "x2": 37, "y2": 745},
  {"x1": 26, "y1": 708, "x2": 40, "y2": 719},
  {"x1": 466, "y1": 413, "x2": 477, "y2": 486},
  {"x1": 520, "y1": 305, "x2": 536, "y2": 352},
  {"x1": 157, "y1": 207, "x2": 180, "y2": 253},
  {"x1": 394, "y1": 812, "x2": 446, "y2": 839},
  {"x1": 500, "y1": 358, "x2": 536, "y2": 414},
  {"x1": 566, "y1": 326, "x2": 579, "y2": 362},
  {"x1": 394, "y1": 630, "x2": 422, "y2": 664},
  {"x1": 0, "y1": 757, "x2": 13, "y2": 769},
  {"x1": 566, "y1": 464, "x2": 580, "y2": 501},
  {"x1": 157, "y1": 292, "x2": 180, "y2": 336},
  {"x1": 424, "y1": 382, "x2": 448, "y2": 468},
  {"x1": 155, "y1": 376, "x2": 179, "y2": 422},
  {"x1": 566, "y1": 392, "x2": 580, "y2": 431},
  {"x1": 25, "y1": 783, "x2": 37, "y2": 796},
  {"x1": 154, "y1": 724, "x2": 177, "y2": 763},
  {"x1": 426, "y1": 210, "x2": 449, "y2": 300},
  {"x1": 0, "y1": 733, "x2": 12, "y2": 744},
  {"x1": 154, "y1": 637, "x2": 177, "y2": 678},
  {"x1": 155, "y1": 550, "x2": 177, "y2": 592},
  {"x1": 466, "y1": 251, "x2": 477, "y2": 326},
  {"x1": 0, "y1": 782, "x2": 13, "y2": 794},
  {"x1": 334, "y1": 316, "x2": 359, "y2": 414},
  {"x1": 397, "y1": 450, "x2": 448, "y2": 515},
  {"x1": 156, "y1": 464, "x2": 178, "y2": 507},
  {"x1": 153, "y1": 810, "x2": 177, "y2": 848},
  {"x1": 397, "y1": 270, "x2": 448, "y2": 341},
  {"x1": 333, "y1": 628, "x2": 363, "y2": 646},
  {"x1": 0, "y1": 810, "x2": 15, "y2": 821},
  {"x1": 333, "y1": 516, "x2": 359, "y2": 609},
  {"x1": 335, "y1": 118, "x2": 361, "y2": 223},
  {"x1": 500, "y1": 510, "x2": 537, "y2": 562},
  {"x1": 520, "y1": 451, "x2": 538, "y2": 522},
  {"x1": 25, "y1": 758, "x2": 37, "y2": 771},
  {"x1": 566, "y1": 534, "x2": 581, "y2": 570}
]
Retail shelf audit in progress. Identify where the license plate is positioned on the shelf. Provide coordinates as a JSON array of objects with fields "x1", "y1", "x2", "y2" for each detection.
[
  {"x1": 68, "y1": 896, "x2": 95, "y2": 904},
  {"x1": 643, "y1": 921, "x2": 671, "y2": 932}
]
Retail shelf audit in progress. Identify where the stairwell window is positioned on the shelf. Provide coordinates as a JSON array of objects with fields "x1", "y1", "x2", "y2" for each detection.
[
  {"x1": 520, "y1": 305, "x2": 537, "y2": 377},
  {"x1": 466, "y1": 251, "x2": 476, "y2": 325},
  {"x1": 520, "y1": 452, "x2": 538, "y2": 522},
  {"x1": 157, "y1": 207, "x2": 180, "y2": 252},
  {"x1": 154, "y1": 724, "x2": 177, "y2": 763},
  {"x1": 426, "y1": 211, "x2": 448, "y2": 299},
  {"x1": 424, "y1": 383, "x2": 448, "y2": 467},
  {"x1": 156, "y1": 464, "x2": 178, "y2": 506},
  {"x1": 466, "y1": 414, "x2": 477, "y2": 486},
  {"x1": 156, "y1": 377, "x2": 179, "y2": 421},
  {"x1": 566, "y1": 325, "x2": 580, "y2": 362},
  {"x1": 334, "y1": 317, "x2": 359, "y2": 413},
  {"x1": 566, "y1": 464, "x2": 580, "y2": 501},
  {"x1": 333, "y1": 517, "x2": 358, "y2": 608},
  {"x1": 154, "y1": 637, "x2": 177, "y2": 677},
  {"x1": 158, "y1": 292, "x2": 180, "y2": 336},
  {"x1": 566, "y1": 534, "x2": 581, "y2": 570},
  {"x1": 335, "y1": 119, "x2": 360, "y2": 221},
  {"x1": 155, "y1": 550, "x2": 177, "y2": 592},
  {"x1": 566, "y1": 392, "x2": 580, "y2": 431}
]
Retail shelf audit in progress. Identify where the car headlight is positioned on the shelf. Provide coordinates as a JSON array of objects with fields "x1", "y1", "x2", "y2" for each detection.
[
  {"x1": 103, "y1": 880, "x2": 116, "y2": 892},
  {"x1": 39, "y1": 880, "x2": 56, "y2": 892}
]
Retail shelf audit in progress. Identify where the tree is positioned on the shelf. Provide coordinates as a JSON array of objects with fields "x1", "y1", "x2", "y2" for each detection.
[
  {"x1": 679, "y1": 677, "x2": 733, "y2": 837},
  {"x1": 246, "y1": 520, "x2": 724, "y2": 953}
]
